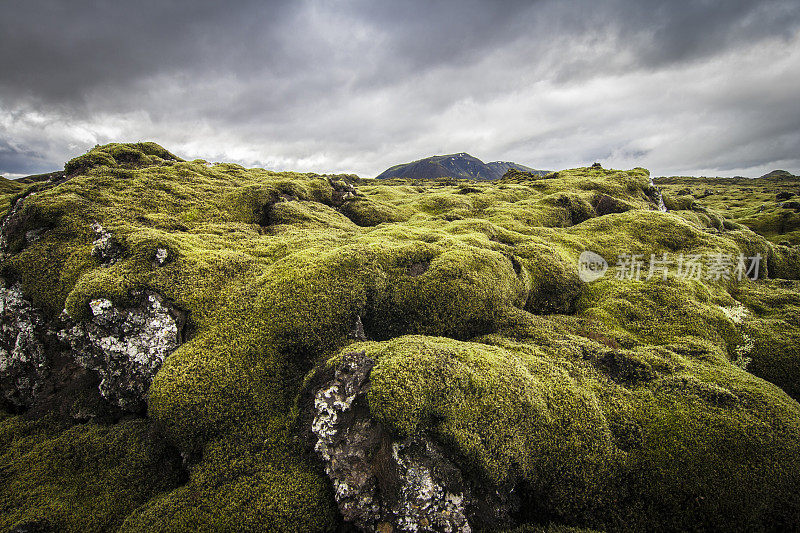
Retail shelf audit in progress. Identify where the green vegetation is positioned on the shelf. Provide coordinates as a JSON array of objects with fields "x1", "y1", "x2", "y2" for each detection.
[
  {"x1": 657, "y1": 174, "x2": 800, "y2": 245},
  {"x1": 1, "y1": 143, "x2": 800, "y2": 530},
  {"x1": 0, "y1": 414, "x2": 182, "y2": 532},
  {"x1": 0, "y1": 176, "x2": 25, "y2": 219}
]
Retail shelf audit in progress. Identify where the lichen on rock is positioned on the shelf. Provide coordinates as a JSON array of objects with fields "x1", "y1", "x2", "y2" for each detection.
[
  {"x1": 90, "y1": 222, "x2": 124, "y2": 265},
  {"x1": 0, "y1": 283, "x2": 49, "y2": 409},
  {"x1": 0, "y1": 279, "x2": 184, "y2": 416},
  {"x1": 58, "y1": 291, "x2": 183, "y2": 412},
  {"x1": 309, "y1": 351, "x2": 476, "y2": 532}
]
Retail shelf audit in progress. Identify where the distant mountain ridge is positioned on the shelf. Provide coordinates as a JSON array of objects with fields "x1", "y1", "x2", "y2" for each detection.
[{"x1": 375, "y1": 152, "x2": 549, "y2": 181}]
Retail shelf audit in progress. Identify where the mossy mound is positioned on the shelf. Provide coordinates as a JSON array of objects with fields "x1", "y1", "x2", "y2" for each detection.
[
  {"x1": 352, "y1": 334, "x2": 800, "y2": 530},
  {"x1": 63, "y1": 142, "x2": 182, "y2": 178},
  {"x1": 0, "y1": 415, "x2": 183, "y2": 532},
  {"x1": 1, "y1": 143, "x2": 800, "y2": 530}
]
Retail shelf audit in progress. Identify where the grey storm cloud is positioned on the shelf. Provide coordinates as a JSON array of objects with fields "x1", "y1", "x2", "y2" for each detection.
[{"x1": 1, "y1": 0, "x2": 799, "y2": 178}]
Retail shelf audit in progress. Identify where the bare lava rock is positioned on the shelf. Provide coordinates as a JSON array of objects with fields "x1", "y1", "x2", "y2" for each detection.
[
  {"x1": 304, "y1": 351, "x2": 517, "y2": 532},
  {"x1": 0, "y1": 282, "x2": 184, "y2": 416}
]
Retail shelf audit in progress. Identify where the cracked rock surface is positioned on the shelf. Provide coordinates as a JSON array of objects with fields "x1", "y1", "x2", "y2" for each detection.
[
  {"x1": 0, "y1": 282, "x2": 183, "y2": 415},
  {"x1": 0, "y1": 283, "x2": 50, "y2": 409}
]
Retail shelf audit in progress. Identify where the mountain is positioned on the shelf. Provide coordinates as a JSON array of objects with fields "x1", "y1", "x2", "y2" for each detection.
[
  {"x1": 375, "y1": 152, "x2": 549, "y2": 180},
  {"x1": 485, "y1": 160, "x2": 550, "y2": 178},
  {"x1": 759, "y1": 169, "x2": 796, "y2": 179}
]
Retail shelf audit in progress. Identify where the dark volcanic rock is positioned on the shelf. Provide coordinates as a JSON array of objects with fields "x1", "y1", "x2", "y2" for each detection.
[
  {"x1": 90, "y1": 222, "x2": 124, "y2": 265},
  {"x1": 0, "y1": 283, "x2": 51, "y2": 409},
  {"x1": 593, "y1": 194, "x2": 630, "y2": 216},
  {"x1": 308, "y1": 351, "x2": 516, "y2": 532},
  {"x1": 0, "y1": 281, "x2": 184, "y2": 415},
  {"x1": 58, "y1": 292, "x2": 184, "y2": 412},
  {"x1": 0, "y1": 283, "x2": 111, "y2": 420},
  {"x1": 329, "y1": 177, "x2": 358, "y2": 207}
]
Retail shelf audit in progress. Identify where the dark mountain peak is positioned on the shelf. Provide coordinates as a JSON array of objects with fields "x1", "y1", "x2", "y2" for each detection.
[
  {"x1": 760, "y1": 169, "x2": 795, "y2": 179},
  {"x1": 376, "y1": 153, "x2": 548, "y2": 181}
]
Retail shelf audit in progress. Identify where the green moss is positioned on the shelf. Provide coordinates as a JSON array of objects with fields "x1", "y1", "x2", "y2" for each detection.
[
  {"x1": 0, "y1": 177, "x2": 26, "y2": 219},
  {"x1": 734, "y1": 280, "x2": 800, "y2": 399},
  {"x1": 338, "y1": 196, "x2": 406, "y2": 226},
  {"x1": 357, "y1": 333, "x2": 800, "y2": 530},
  {"x1": 365, "y1": 242, "x2": 527, "y2": 339},
  {"x1": 657, "y1": 174, "x2": 800, "y2": 246},
  {"x1": 3, "y1": 145, "x2": 800, "y2": 530},
  {"x1": 0, "y1": 415, "x2": 182, "y2": 532},
  {"x1": 119, "y1": 435, "x2": 336, "y2": 532},
  {"x1": 577, "y1": 277, "x2": 738, "y2": 349}
]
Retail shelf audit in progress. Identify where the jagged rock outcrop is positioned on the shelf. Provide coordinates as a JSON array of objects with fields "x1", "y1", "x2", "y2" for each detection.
[
  {"x1": 58, "y1": 292, "x2": 184, "y2": 412},
  {"x1": 0, "y1": 192, "x2": 38, "y2": 260},
  {"x1": 0, "y1": 283, "x2": 50, "y2": 409},
  {"x1": 309, "y1": 351, "x2": 514, "y2": 532},
  {"x1": 0, "y1": 282, "x2": 184, "y2": 415},
  {"x1": 329, "y1": 177, "x2": 358, "y2": 207},
  {"x1": 0, "y1": 187, "x2": 185, "y2": 415}
]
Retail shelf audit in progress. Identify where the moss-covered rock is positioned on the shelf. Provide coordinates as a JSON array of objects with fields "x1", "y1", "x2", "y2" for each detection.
[
  {"x1": 358, "y1": 333, "x2": 800, "y2": 531},
  {"x1": 1, "y1": 144, "x2": 800, "y2": 531}
]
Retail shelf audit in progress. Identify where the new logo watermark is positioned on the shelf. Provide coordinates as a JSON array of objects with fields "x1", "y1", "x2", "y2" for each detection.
[
  {"x1": 578, "y1": 251, "x2": 761, "y2": 282},
  {"x1": 578, "y1": 251, "x2": 609, "y2": 282}
]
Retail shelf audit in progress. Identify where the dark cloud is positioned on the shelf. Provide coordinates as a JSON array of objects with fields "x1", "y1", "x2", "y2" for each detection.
[
  {"x1": 1, "y1": 0, "x2": 799, "y2": 177},
  {"x1": 0, "y1": 140, "x2": 51, "y2": 175}
]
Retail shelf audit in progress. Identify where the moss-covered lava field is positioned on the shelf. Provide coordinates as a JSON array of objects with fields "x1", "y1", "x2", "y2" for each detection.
[{"x1": 1, "y1": 143, "x2": 799, "y2": 532}]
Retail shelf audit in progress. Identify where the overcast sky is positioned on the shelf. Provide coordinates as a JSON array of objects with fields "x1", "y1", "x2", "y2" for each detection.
[{"x1": 1, "y1": 0, "x2": 799, "y2": 179}]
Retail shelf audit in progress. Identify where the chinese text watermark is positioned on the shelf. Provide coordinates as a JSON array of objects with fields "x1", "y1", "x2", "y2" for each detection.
[{"x1": 578, "y1": 251, "x2": 761, "y2": 283}]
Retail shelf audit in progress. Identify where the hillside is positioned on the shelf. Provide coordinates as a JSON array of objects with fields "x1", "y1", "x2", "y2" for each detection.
[
  {"x1": 1, "y1": 143, "x2": 800, "y2": 532},
  {"x1": 759, "y1": 169, "x2": 796, "y2": 179},
  {"x1": 375, "y1": 152, "x2": 549, "y2": 180}
]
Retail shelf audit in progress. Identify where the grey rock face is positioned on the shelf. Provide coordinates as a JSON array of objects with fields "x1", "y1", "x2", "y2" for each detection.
[
  {"x1": 390, "y1": 438, "x2": 471, "y2": 533},
  {"x1": 0, "y1": 193, "x2": 39, "y2": 260},
  {"x1": 329, "y1": 178, "x2": 358, "y2": 207},
  {"x1": 0, "y1": 283, "x2": 49, "y2": 408},
  {"x1": 59, "y1": 292, "x2": 183, "y2": 412},
  {"x1": 311, "y1": 351, "x2": 483, "y2": 532}
]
